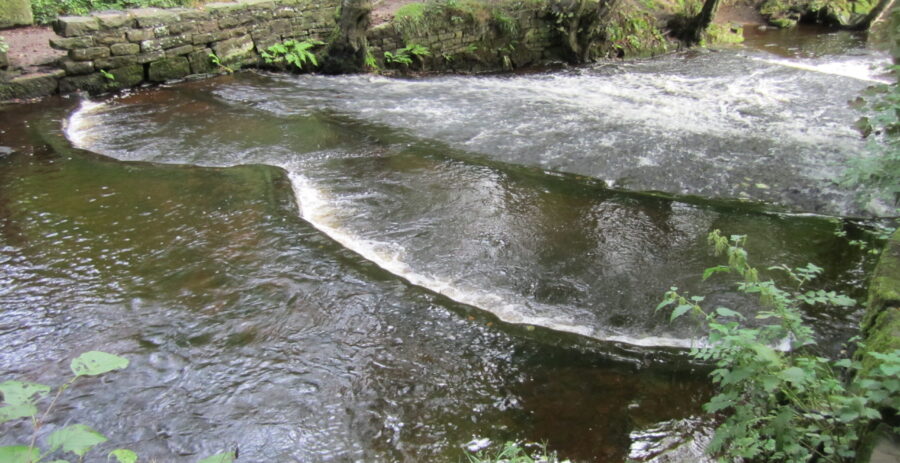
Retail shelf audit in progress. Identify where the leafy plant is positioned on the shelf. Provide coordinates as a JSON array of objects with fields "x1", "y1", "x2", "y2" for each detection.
[
  {"x1": 657, "y1": 231, "x2": 899, "y2": 463},
  {"x1": 208, "y1": 52, "x2": 234, "y2": 74},
  {"x1": 260, "y1": 39, "x2": 324, "y2": 71},
  {"x1": 0, "y1": 351, "x2": 236, "y2": 463},
  {"x1": 0, "y1": 351, "x2": 133, "y2": 463},
  {"x1": 383, "y1": 43, "x2": 430, "y2": 68},
  {"x1": 465, "y1": 440, "x2": 571, "y2": 463},
  {"x1": 0, "y1": 36, "x2": 8, "y2": 54},
  {"x1": 99, "y1": 69, "x2": 115, "y2": 81}
]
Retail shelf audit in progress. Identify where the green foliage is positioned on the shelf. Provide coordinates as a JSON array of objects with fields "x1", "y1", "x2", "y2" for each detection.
[
  {"x1": 261, "y1": 39, "x2": 323, "y2": 70},
  {"x1": 108, "y1": 448, "x2": 138, "y2": 463},
  {"x1": 99, "y1": 69, "x2": 116, "y2": 81},
  {"x1": 841, "y1": 70, "x2": 900, "y2": 214},
  {"x1": 208, "y1": 53, "x2": 234, "y2": 74},
  {"x1": 760, "y1": 0, "x2": 877, "y2": 28},
  {"x1": 603, "y1": 10, "x2": 667, "y2": 57},
  {"x1": 30, "y1": 0, "x2": 193, "y2": 24},
  {"x1": 383, "y1": 43, "x2": 430, "y2": 68},
  {"x1": 658, "y1": 231, "x2": 900, "y2": 462},
  {"x1": 0, "y1": 36, "x2": 8, "y2": 54},
  {"x1": 465, "y1": 441, "x2": 571, "y2": 463},
  {"x1": 260, "y1": 39, "x2": 324, "y2": 71},
  {"x1": 0, "y1": 351, "x2": 230, "y2": 463}
]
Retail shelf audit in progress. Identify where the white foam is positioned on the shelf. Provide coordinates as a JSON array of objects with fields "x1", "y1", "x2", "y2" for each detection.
[
  {"x1": 288, "y1": 172, "x2": 695, "y2": 349},
  {"x1": 753, "y1": 56, "x2": 893, "y2": 83},
  {"x1": 65, "y1": 99, "x2": 107, "y2": 150}
]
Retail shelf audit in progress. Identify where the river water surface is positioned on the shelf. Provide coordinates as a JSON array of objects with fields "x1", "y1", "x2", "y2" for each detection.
[{"x1": 0, "y1": 28, "x2": 891, "y2": 462}]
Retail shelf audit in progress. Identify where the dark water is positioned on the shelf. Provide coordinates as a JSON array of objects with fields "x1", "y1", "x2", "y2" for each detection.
[{"x1": 0, "y1": 30, "x2": 890, "y2": 462}]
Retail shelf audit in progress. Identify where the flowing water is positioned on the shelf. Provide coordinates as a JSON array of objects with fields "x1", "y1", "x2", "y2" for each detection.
[{"x1": 0, "y1": 28, "x2": 890, "y2": 462}]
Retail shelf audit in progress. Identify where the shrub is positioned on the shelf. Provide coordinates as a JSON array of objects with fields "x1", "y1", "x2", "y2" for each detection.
[{"x1": 658, "y1": 231, "x2": 899, "y2": 462}]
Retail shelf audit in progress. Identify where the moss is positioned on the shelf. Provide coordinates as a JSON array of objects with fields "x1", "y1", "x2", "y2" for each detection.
[
  {"x1": 395, "y1": 2, "x2": 428, "y2": 22},
  {"x1": 701, "y1": 22, "x2": 744, "y2": 46},
  {"x1": 760, "y1": 0, "x2": 879, "y2": 28},
  {"x1": 858, "y1": 229, "x2": 900, "y2": 376}
]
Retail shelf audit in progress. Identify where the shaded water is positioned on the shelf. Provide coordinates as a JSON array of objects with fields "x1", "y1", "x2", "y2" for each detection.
[{"x1": 0, "y1": 30, "x2": 890, "y2": 462}]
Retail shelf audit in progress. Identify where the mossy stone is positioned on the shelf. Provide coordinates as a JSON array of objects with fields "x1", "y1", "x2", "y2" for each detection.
[
  {"x1": 148, "y1": 56, "x2": 191, "y2": 81},
  {"x1": 0, "y1": 0, "x2": 33, "y2": 28}
]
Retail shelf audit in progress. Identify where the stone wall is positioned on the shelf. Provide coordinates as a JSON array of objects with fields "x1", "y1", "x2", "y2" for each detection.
[
  {"x1": 367, "y1": 3, "x2": 559, "y2": 73},
  {"x1": 49, "y1": 0, "x2": 338, "y2": 94}
]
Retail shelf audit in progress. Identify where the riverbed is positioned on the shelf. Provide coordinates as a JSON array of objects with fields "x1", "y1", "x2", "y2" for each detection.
[{"x1": 0, "y1": 26, "x2": 891, "y2": 462}]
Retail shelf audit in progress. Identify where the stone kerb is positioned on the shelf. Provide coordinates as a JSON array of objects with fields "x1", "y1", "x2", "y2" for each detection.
[{"x1": 47, "y1": 0, "x2": 338, "y2": 94}]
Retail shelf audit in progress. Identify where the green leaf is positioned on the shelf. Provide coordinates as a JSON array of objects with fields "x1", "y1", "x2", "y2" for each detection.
[
  {"x1": 715, "y1": 307, "x2": 744, "y2": 319},
  {"x1": 670, "y1": 303, "x2": 693, "y2": 321},
  {"x1": 704, "y1": 392, "x2": 736, "y2": 412},
  {"x1": 780, "y1": 367, "x2": 807, "y2": 385},
  {"x1": 70, "y1": 351, "x2": 129, "y2": 377},
  {"x1": 0, "y1": 380, "x2": 51, "y2": 406},
  {"x1": 0, "y1": 446, "x2": 40, "y2": 463},
  {"x1": 48, "y1": 424, "x2": 108, "y2": 457},
  {"x1": 109, "y1": 449, "x2": 138, "y2": 463},
  {"x1": 0, "y1": 403, "x2": 38, "y2": 423},
  {"x1": 702, "y1": 265, "x2": 731, "y2": 280},
  {"x1": 197, "y1": 451, "x2": 236, "y2": 463}
]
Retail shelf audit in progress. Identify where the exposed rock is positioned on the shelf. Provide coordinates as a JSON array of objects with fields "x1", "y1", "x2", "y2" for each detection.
[
  {"x1": 148, "y1": 56, "x2": 191, "y2": 81},
  {"x1": 0, "y1": 0, "x2": 33, "y2": 28}
]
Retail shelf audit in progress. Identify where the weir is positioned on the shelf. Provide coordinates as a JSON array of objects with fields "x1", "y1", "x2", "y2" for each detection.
[{"x1": 0, "y1": 2, "x2": 898, "y2": 462}]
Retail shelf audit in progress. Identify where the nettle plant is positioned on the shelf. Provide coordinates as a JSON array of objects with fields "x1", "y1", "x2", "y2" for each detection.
[
  {"x1": 260, "y1": 39, "x2": 324, "y2": 71},
  {"x1": 658, "y1": 230, "x2": 900, "y2": 463},
  {"x1": 0, "y1": 351, "x2": 235, "y2": 463}
]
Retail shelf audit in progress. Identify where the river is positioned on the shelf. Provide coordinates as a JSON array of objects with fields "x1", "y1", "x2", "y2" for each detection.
[{"x1": 0, "y1": 26, "x2": 890, "y2": 462}]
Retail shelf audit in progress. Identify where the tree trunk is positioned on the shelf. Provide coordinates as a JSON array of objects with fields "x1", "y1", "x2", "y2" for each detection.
[
  {"x1": 322, "y1": 0, "x2": 372, "y2": 74},
  {"x1": 844, "y1": 0, "x2": 896, "y2": 31},
  {"x1": 691, "y1": 0, "x2": 722, "y2": 43}
]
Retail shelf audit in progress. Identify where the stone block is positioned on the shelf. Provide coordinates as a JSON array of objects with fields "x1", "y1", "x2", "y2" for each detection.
[
  {"x1": 0, "y1": 0, "x2": 31, "y2": 28},
  {"x1": 94, "y1": 31, "x2": 128, "y2": 45},
  {"x1": 129, "y1": 8, "x2": 179, "y2": 28},
  {"x1": 194, "y1": 20, "x2": 220, "y2": 34},
  {"x1": 172, "y1": 8, "x2": 207, "y2": 21},
  {"x1": 218, "y1": 13, "x2": 254, "y2": 28},
  {"x1": 140, "y1": 39, "x2": 163, "y2": 53},
  {"x1": 159, "y1": 34, "x2": 191, "y2": 49},
  {"x1": 166, "y1": 44, "x2": 195, "y2": 57},
  {"x1": 108, "y1": 64, "x2": 144, "y2": 87},
  {"x1": 136, "y1": 50, "x2": 165, "y2": 64},
  {"x1": 0, "y1": 71, "x2": 63, "y2": 101},
  {"x1": 93, "y1": 11, "x2": 131, "y2": 29},
  {"x1": 70, "y1": 46, "x2": 111, "y2": 61},
  {"x1": 50, "y1": 36, "x2": 94, "y2": 51},
  {"x1": 60, "y1": 58, "x2": 94, "y2": 75},
  {"x1": 127, "y1": 29, "x2": 154, "y2": 43},
  {"x1": 110, "y1": 42, "x2": 140, "y2": 56},
  {"x1": 59, "y1": 72, "x2": 107, "y2": 94},
  {"x1": 148, "y1": 56, "x2": 190, "y2": 81},
  {"x1": 168, "y1": 22, "x2": 196, "y2": 35},
  {"x1": 211, "y1": 34, "x2": 255, "y2": 65},
  {"x1": 187, "y1": 48, "x2": 216, "y2": 74},
  {"x1": 95, "y1": 55, "x2": 138, "y2": 69},
  {"x1": 54, "y1": 16, "x2": 100, "y2": 37},
  {"x1": 193, "y1": 33, "x2": 215, "y2": 45}
]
